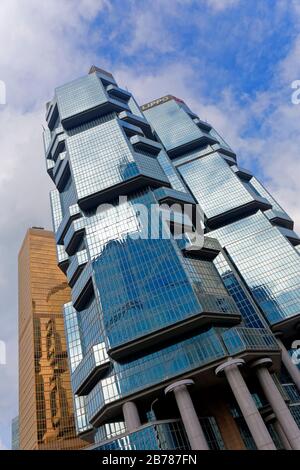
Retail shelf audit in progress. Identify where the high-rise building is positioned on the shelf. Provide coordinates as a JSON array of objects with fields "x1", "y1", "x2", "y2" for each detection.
[
  {"x1": 142, "y1": 94, "x2": 300, "y2": 434},
  {"x1": 18, "y1": 228, "x2": 86, "y2": 450},
  {"x1": 11, "y1": 416, "x2": 19, "y2": 450},
  {"x1": 43, "y1": 67, "x2": 300, "y2": 450}
]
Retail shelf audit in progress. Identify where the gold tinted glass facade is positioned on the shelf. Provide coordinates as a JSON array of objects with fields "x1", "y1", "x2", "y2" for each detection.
[{"x1": 18, "y1": 228, "x2": 86, "y2": 450}]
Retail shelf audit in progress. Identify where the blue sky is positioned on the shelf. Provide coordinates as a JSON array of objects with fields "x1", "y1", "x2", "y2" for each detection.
[{"x1": 0, "y1": 0, "x2": 300, "y2": 449}]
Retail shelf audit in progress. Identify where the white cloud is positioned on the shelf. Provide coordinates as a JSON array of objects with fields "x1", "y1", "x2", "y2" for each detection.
[
  {"x1": 205, "y1": 0, "x2": 240, "y2": 12},
  {"x1": 0, "y1": 0, "x2": 107, "y2": 108},
  {"x1": 115, "y1": 62, "x2": 196, "y2": 105},
  {"x1": 115, "y1": 0, "x2": 241, "y2": 55},
  {"x1": 0, "y1": 436, "x2": 7, "y2": 450},
  {"x1": 279, "y1": 35, "x2": 300, "y2": 83},
  {"x1": 124, "y1": 10, "x2": 175, "y2": 55}
]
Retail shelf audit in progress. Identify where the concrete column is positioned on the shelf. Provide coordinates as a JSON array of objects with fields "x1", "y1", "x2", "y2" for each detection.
[
  {"x1": 215, "y1": 358, "x2": 276, "y2": 450},
  {"x1": 251, "y1": 358, "x2": 300, "y2": 450},
  {"x1": 122, "y1": 401, "x2": 141, "y2": 432},
  {"x1": 276, "y1": 337, "x2": 300, "y2": 392},
  {"x1": 165, "y1": 379, "x2": 209, "y2": 450},
  {"x1": 265, "y1": 413, "x2": 292, "y2": 450}
]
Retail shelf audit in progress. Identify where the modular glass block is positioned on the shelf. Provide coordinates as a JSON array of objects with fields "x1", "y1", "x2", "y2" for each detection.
[
  {"x1": 212, "y1": 211, "x2": 300, "y2": 325},
  {"x1": 178, "y1": 152, "x2": 254, "y2": 220},
  {"x1": 67, "y1": 116, "x2": 137, "y2": 200},
  {"x1": 81, "y1": 188, "x2": 238, "y2": 353},
  {"x1": 144, "y1": 99, "x2": 205, "y2": 153},
  {"x1": 56, "y1": 73, "x2": 108, "y2": 123},
  {"x1": 66, "y1": 117, "x2": 168, "y2": 207},
  {"x1": 93, "y1": 235, "x2": 206, "y2": 351}
]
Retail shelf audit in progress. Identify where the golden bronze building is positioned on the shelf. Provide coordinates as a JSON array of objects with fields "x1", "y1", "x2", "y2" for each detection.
[{"x1": 18, "y1": 228, "x2": 86, "y2": 450}]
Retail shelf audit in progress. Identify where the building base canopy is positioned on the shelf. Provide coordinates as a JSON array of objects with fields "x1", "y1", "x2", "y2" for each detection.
[{"x1": 88, "y1": 349, "x2": 281, "y2": 428}]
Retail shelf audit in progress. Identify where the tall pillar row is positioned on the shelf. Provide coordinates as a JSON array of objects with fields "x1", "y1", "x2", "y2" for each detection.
[
  {"x1": 215, "y1": 358, "x2": 276, "y2": 450},
  {"x1": 123, "y1": 356, "x2": 300, "y2": 451},
  {"x1": 251, "y1": 358, "x2": 300, "y2": 450}
]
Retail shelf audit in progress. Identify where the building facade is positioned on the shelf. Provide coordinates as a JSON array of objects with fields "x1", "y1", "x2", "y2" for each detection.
[
  {"x1": 43, "y1": 67, "x2": 300, "y2": 450},
  {"x1": 11, "y1": 416, "x2": 19, "y2": 450},
  {"x1": 18, "y1": 228, "x2": 86, "y2": 450}
]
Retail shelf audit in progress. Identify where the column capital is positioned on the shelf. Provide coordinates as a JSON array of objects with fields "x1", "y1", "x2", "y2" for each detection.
[
  {"x1": 215, "y1": 358, "x2": 245, "y2": 377},
  {"x1": 122, "y1": 401, "x2": 141, "y2": 432},
  {"x1": 250, "y1": 358, "x2": 272, "y2": 370},
  {"x1": 164, "y1": 379, "x2": 194, "y2": 395}
]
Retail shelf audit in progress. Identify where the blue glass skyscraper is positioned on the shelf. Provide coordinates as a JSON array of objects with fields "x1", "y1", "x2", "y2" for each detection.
[{"x1": 44, "y1": 68, "x2": 300, "y2": 450}]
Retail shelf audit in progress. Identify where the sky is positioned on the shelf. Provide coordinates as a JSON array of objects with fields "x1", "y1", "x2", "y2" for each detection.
[{"x1": 0, "y1": 0, "x2": 300, "y2": 449}]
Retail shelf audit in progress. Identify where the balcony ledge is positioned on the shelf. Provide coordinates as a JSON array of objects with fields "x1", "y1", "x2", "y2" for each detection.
[
  {"x1": 107, "y1": 310, "x2": 241, "y2": 361},
  {"x1": 106, "y1": 84, "x2": 131, "y2": 101},
  {"x1": 78, "y1": 174, "x2": 170, "y2": 211},
  {"x1": 118, "y1": 111, "x2": 153, "y2": 138},
  {"x1": 74, "y1": 360, "x2": 111, "y2": 396},
  {"x1": 130, "y1": 135, "x2": 163, "y2": 155},
  {"x1": 206, "y1": 199, "x2": 272, "y2": 230}
]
